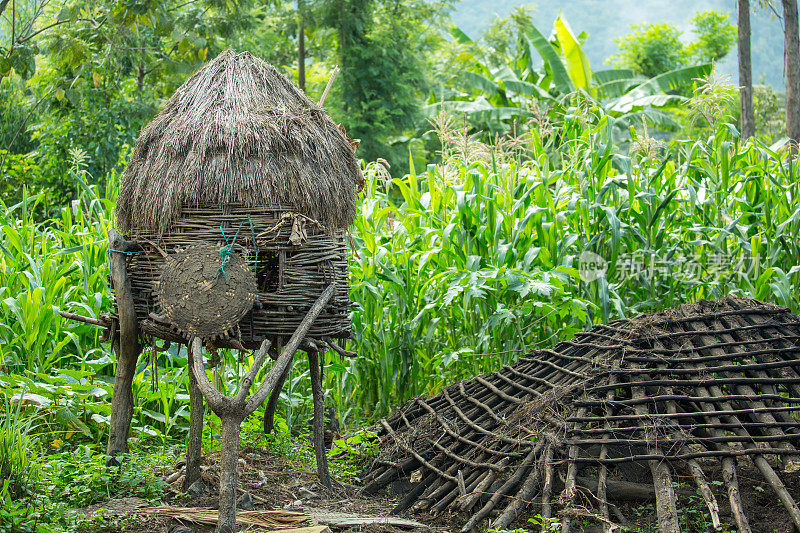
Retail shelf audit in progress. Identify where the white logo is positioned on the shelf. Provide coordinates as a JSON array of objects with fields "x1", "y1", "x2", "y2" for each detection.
[{"x1": 579, "y1": 251, "x2": 608, "y2": 282}]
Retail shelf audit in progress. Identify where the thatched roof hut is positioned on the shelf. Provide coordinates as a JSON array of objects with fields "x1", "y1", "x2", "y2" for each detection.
[
  {"x1": 114, "y1": 50, "x2": 360, "y2": 345},
  {"x1": 117, "y1": 49, "x2": 364, "y2": 237}
]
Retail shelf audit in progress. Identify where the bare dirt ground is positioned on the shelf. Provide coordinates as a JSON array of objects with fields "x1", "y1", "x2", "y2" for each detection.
[
  {"x1": 77, "y1": 448, "x2": 800, "y2": 533},
  {"x1": 78, "y1": 446, "x2": 444, "y2": 533}
]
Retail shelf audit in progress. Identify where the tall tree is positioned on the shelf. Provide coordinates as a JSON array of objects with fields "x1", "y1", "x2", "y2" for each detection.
[
  {"x1": 324, "y1": 0, "x2": 449, "y2": 166},
  {"x1": 739, "y1": 0, "x2": 755, "y2": 139},
  {"x1": 784, "y1": 0, "x2": 800, "y2": 152},
  {"x1": 298, "y1": 0, "x2": 306, "y2": 92}
]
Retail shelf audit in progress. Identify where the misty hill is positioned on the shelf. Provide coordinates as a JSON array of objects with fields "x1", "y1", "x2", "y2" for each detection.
[{"x1": 451, "y1": 0, "x2": 784, "y2": 89}]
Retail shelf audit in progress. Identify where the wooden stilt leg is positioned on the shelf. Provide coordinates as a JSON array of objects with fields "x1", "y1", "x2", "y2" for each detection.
[
  {"x1": 185, "y1": 344, "x2": 205, "y2": 490},
  {"x1": 106, "y1": 229, "x2": 141, "y2": 462},
  {"x1": 263, "y1": 347, "x2": 290, "y2": 434},
  {"x1": 309, "y1": 349, "x2": 332, "y2": 488}
]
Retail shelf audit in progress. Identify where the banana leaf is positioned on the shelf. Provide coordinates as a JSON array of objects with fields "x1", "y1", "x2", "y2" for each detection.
[
  {"x1": 554, "y1": 15, "x2": 593, "y2": 94},
  {"x1": 521, "y1": 24, "x2": 573, "y2": 95}
]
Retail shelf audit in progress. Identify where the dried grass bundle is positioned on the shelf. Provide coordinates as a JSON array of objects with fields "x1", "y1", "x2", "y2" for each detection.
[{"x1": 149, "y1": 505, "x2": 309, "y2": 529}]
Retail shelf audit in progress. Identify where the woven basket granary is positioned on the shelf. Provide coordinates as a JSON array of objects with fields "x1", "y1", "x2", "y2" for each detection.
[{"x1": 114, "y1": 50, "x2": 363, "y2": 347}]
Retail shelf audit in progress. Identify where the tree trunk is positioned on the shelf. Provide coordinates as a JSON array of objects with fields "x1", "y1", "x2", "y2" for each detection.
[
  {"x1": 298, "y1": 0, "x2": 306, "y2": 92},
  {"x1": 185, "y1": 345, "x2": 205, "y2": 490},
  {"x1": 106, "y1": 229, "x2": 141, "y2": 461},
  {"x1": 784, "y1": 0, "x2": 800, "y2": 153},
  {"x1": 738, "y1": 0, "x2": 755, "y2": 140},
  {"x1": 137, "y1": 64, "x2": 146, "y2": 93},
  {"x1": 217, "y1": 416, "x2": 242, "y2": 533}
]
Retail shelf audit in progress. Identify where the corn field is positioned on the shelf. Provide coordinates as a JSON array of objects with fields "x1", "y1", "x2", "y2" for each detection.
[{"x1": 2, "y1": 100, "x2": 800, "y2": 436}]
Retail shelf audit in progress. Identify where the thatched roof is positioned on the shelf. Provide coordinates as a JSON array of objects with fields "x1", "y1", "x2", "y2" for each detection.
[{"x1": 117, "y1": 50, "x2": 364, "y2": 236}]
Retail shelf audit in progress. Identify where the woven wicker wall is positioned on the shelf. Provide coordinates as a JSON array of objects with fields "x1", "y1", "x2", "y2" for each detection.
[{"x1": 121, "y1": 204, "x2": 351, "y2": 345}]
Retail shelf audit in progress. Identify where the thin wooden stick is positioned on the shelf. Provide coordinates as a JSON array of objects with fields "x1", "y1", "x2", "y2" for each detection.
[
  {"x1": 318, "y1": 66, "x2": 339, "y2": 107},
  {"x1": 57, "y1": 309, "x2": 110, "y2": 328}
]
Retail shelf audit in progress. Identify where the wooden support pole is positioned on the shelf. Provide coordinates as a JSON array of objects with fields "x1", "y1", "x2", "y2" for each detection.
[
  {"x1": 106, "y1": 228, "x2": 142, "y2": 461},
  {"x1": 185, "y1": 344, "x2": 205, "y2": 490},
  {"x1": 721, "y1": 457, "x2": 752, "y2": 533},
  {"x1": 686, "y1": 459, "x2": 720, "y2": 529},
  {"x1": 263, "y1": 362, "x2": 290, "y2": 434},
  {"x1": 539, "y1": 444, "x2": 555, "y2": 532},
  {"x1": 632, "y1": 385, "x2": 679, "y2": 533},
  {"x1": 309, "y1": 349, "x2": 332, "y2": 488},
  {"x1": 561, "y1": 407, "x2": 586, "y2": 533}
]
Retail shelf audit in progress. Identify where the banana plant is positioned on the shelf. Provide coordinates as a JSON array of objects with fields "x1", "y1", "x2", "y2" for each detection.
[{"x1": 429, "y1": 16, "x2": 710, "y2": 135}]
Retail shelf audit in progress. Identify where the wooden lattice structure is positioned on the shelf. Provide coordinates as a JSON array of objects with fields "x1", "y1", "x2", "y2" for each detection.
[
  {"x1": 127, "y1": 205, "x2": 352, "y2": 346},
  {"x1": 363, "y1": 297, "x2": 800, "y2": 533}
]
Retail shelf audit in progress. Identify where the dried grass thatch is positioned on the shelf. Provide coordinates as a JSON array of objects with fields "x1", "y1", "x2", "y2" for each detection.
[
  {"x1": 117, "y1": 50, "x2": 363, "y2": 237},
  {"x1": 149, "y1": 506, "x2": 309, "y2": 529}
]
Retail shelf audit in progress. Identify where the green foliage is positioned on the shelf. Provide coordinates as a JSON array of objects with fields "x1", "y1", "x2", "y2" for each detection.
[
  {"x1": 0, "y1": 83, "x2": 37, "y2": 154},
  {"x1": 328, "y1": 429, "x2": 378, "y2": 482},
  {"x1": 0, "y1": 176, "x2": 112, "y2": 374},
  {"x1": 0, "y1": 151, "x2": 43, "y2": 211},
  {"x1": 611, "y1": 22, "x2": 685, "y2": 78},
  {"x1": 0, "y1": 0, "x2": 257, "y2": 209},
  {"x1": 0, "y1": 397, "x2": 40, "y2": 500},
  {"x1": 528, "y1": 514, "x2": 562, "y2": 531},
  {"x1": 685, "y1": 10, "x2": 738, "y2": 65},
  {"x1": 753, "y1": 84, "x2": 783, "y2": 143},
  {"x1": 43, "y1": 447, "x2": 166, "y2": 508},
  {"x1": 431, "y1": 16, "x2": 708, "y2": 139},
  {"x1": 331, "y1": 0, "x2": 451, "y2": 169},
  {"x1": 685, "y1": 68, "x2": 739, "y2": 131},
  {"x1": 346, "y1": 150, "x2": 590, "y2": 415},
  {"x1": 481, "y1": 5, "x2": 536, "y2": 68},
  {"x1": 611, "y1": 10, "x2": 735, "y2": 78}
]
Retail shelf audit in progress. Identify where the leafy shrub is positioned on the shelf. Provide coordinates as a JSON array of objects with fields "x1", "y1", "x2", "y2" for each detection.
[
  {"x1": 753, "y1": 84, "x2": 783, "y2": 144},
  {"x1": 328, "y1": 429, "x2": 379, "y2": 482},
  {"x1": 611, "y1": 22, "x2": 685, "y2": 78},
  {"x1": 0, "y1": 151, "x2": 44, "y2": 213},
  {"x1": 42, "y1": 446, "x2": 165, "y2": 508},
  {"x1": 611, "y1": 10, "x2": 735, "y2": 78}
]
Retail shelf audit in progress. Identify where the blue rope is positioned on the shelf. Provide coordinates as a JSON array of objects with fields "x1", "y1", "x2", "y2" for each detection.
[
  {"x1": 218, "y1": 220, "x2": 246, "y2": 280},
  {"x1": 106, "y1": 248, "x2": 140, "y2": 259},
  {"x1": 108, "y1": 248, "x2": 139, "y2": 254}
]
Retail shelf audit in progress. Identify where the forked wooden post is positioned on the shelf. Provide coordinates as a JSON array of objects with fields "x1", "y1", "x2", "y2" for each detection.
[{"x1": 190, "y1": 284, "x2": 335, "y2": 533}]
